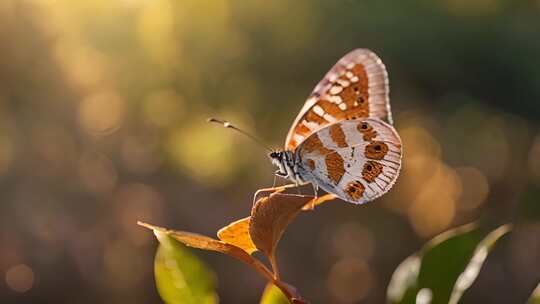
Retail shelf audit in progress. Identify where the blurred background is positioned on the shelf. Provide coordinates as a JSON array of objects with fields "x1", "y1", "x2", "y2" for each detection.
[{"x1": 1, "y1": 0, "x2": 540, "y2": 303}]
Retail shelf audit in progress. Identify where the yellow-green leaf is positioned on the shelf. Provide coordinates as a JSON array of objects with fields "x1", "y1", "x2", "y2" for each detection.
[
  {"x1": 154, "y1": 232, "x2": 218, "y2": 304},
  {"x1": 527, "y1": 282, "x2": 540, "y2": 304},
  {"x1": 260, "y1": 283, "x2": 290, "y2": 304}
]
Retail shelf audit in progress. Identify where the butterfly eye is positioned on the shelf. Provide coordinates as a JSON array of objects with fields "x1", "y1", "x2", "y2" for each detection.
[{"x1": 360, "y1": 123, "x2": 369, "y2": 130}]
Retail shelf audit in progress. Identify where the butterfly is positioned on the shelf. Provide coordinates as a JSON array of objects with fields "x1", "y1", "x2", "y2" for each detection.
[{"x1": 269, "y1": 49, "x2": 402, "y2": 204}]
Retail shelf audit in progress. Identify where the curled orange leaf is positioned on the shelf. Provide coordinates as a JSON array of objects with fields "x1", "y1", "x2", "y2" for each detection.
[{"x1": 217, "y1": 217, "x2": 257, "y2": 254}]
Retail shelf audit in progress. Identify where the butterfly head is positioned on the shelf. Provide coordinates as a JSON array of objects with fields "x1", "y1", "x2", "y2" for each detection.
[
  {"x1": 269, "y1": 150, "x2": 286, "y2": 176},
  {"x1": 269, "y1": 150, "x2": 298, "y2": 180}
]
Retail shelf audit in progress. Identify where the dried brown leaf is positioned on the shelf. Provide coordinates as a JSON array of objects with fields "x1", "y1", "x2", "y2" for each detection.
[
  {"x1": 138, "y1": 221, "x2": 255, "y2": 266},
  {"x1": 249, "y1": 193, "x2": 314, "y2": 278},
  {"x1": 301, "y1": 193, "x2": 337, "y2": 210},
  {"x1": 254, "y1": 186, "x2": 337, "y2": 210},
  {"x1": 217, "y1": 217, "x2": 257, "y2": 254}
]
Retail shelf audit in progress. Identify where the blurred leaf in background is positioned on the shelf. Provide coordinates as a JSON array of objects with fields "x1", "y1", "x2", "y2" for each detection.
[
  {"x1": 154, "y1": 233, "x2": 218, "y2": 304},
  {"x1": 387, "y1": 223, "x2": 511, "y2": 304}
]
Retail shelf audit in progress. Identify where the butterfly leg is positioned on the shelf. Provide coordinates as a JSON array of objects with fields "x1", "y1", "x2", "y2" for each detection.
[
  {"x1": 304, "y1": 183, "x2": 319, "y2": 210},
  {"x1": 252, "y1": 183, "x2": 298, "y2": 206},
  {"x1": 311, "y1": 183, "x2": 319, "y2": 198},
  {"x1": 295, "y1": 181, "x2": 303, "y2": 195}
]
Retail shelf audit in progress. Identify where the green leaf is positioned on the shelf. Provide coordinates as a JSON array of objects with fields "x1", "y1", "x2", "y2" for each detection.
[
  {"x1": 527, "y1": 282, "x2": 540, "y2": 304},
  {"x1": 387, "y1": 223, "x2": 511, "y2": 304},
  {"x1": 154, "y1": 231, "x2": 218, "y2": 304},
  {"x1": 260, "y1": 283, "x2": 290, "y2": 304},
  {"x1": 386, "y1": 255, "x2": 421, "y2": 302},
  {"x1": 448, "y1": 225, "x2": 511, "y2": 303}
]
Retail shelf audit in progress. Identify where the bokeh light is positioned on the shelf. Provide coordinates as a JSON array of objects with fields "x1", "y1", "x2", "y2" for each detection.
[
  {"x1": 1, "y1": 0, "x2": 540, "y2": 303},
  {"x1": 455, "y1": 166, "x2": 489, "y2": 211},
  {"x1": 5, "y1": 264, "x2": 34, "y2": 293},
  {"x1": 331, "y1": 222, "x2": 375, "y2": 261},
  {"x1": 78, "y1": 91, "x2": 126, "y2": 136},
  {"x1": 142, "y1": 90, "x2": 185, "y2": 128},
  {"x1": 327, "y1": 258, "x2": 374, "y2": 304}
]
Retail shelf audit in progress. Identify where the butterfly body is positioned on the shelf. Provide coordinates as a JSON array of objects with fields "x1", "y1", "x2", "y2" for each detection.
[
  {"x1": 270, "y1": 49, "x2": 403, "y2": 205},
  {"x1": 270, "y1": 150, "x2": 306, "y2": 184}
]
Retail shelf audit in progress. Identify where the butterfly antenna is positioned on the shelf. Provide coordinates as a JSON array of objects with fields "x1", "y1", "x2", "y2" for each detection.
[{"x1": 207, "y1": 117, "x2": 273, "y2": 152}]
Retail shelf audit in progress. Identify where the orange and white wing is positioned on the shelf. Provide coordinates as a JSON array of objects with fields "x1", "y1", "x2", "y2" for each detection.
[
  {"x1": 296, "y1": 118, "x2": 401, "y2": 204},
  {"x1": 285, "y1": 49, "x2": 391, "y2": 151}
]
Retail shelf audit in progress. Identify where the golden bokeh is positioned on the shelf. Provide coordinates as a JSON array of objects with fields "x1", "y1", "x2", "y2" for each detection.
[
  {"x1": 408, "y1": 162, "x2": 460, "y2": 237},
  {"x1": 166, "y1": 118, "x2": 238, "y2": 185},
  {"x1": 137, "y1": 0, "x2": 179, "y2": 67},
  {"x1": 331, "y1": 222, "x2": 375, "y2": 261},
  {"x1": 327, "y1": 258, "x2": 374, "y2": 303},
  {"x1": 142, "y1": 89, "x2": 185, "y2": 128},
  {"x1": 55, "y1": 42, "x2": 109, "y2": 92},
  {"x1": 78, "y1": 91, "x2": 126, "y2": 136},
  {"x1": 1, "y1": 0, "x2": 538, "y2": 303},
  {"x1": 455, "y1": 166, "x2": 489, "y2": 211},
  {"x1": 5, "y1": 264, "x2": 34, "y2": 293}
]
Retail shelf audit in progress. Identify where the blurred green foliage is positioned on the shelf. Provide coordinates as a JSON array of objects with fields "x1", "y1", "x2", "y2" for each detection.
[{"x1": 388, "y1": 224, "x2": 511, "y2": 304}]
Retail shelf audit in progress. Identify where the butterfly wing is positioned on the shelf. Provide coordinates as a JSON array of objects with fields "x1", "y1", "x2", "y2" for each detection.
[
  {"x1": 285, "y1": 49, "x2": 391, "y2": 150},
  {"x1": 296, "y1": 118, "x2": 401, "y2": 204}
]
